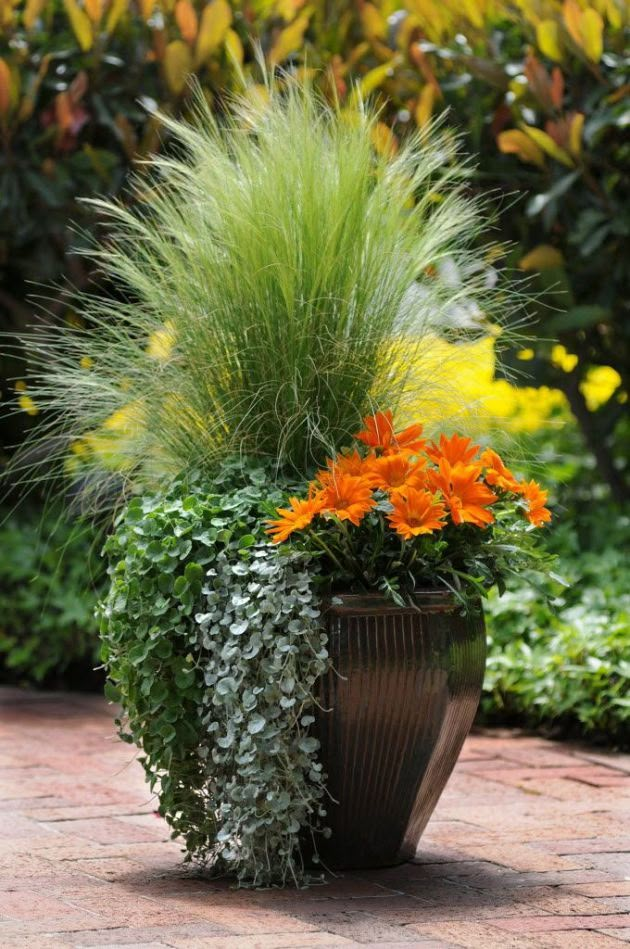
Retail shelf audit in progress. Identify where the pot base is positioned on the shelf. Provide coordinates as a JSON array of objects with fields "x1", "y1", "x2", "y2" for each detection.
[{"x1": 309, "y1": 593, "x2": 486, "y2": 870}]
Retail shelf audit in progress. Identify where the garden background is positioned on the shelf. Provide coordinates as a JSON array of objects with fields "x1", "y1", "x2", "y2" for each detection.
[{"x1": 0, "y1": 0, "x2": 628, "y2": 744}]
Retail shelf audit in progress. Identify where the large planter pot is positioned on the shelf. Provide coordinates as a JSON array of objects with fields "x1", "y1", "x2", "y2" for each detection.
[{"x1": 311, "y1": 592, "x2": 486, "y2": 870}]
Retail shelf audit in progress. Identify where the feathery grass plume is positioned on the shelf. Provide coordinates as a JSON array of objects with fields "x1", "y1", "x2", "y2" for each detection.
[{"x1": 7, "y1": 79, "x2": 516, "y2": 502}]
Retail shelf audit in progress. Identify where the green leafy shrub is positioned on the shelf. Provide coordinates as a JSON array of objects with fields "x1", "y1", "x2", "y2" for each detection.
[
  {"x1": 100, "y1": 459, "x2": 330, "y2": 886},
  {"x1": 481, "y1": 423, "x2": 630, "y2": 746},
  {"x1": 0, "y1": 503, "x2": 105, "y2": 685},
  {"x1": 482, "y1": 543, "x2": 630, "y2": 747}
]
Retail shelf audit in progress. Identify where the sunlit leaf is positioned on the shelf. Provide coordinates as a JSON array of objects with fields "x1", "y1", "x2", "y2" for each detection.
[
  {"x1": 268, "y1": 13, "x2": 310, "y2": 66},
  {"x1": 497, "y1": 129, "x2": 546, "y2": 168},
  {"x1": 580, "y1": 8, "x2": 604, "y2": 62},
  {"x1": 462, "y1": 0, "x2": 484, "y2": 29},
  {"x1": 602, "y1": 0, "x2": 621, "y2": 29},
  {"x1": 351, "y1": 57, "x2": 401, "y2": 105},
  {"x1": 568, "y1": 112, "x2": 584, "y2": 158},
  {"x1": 63, "y1": 0, "x2": 93, "y2": 51},
  {"x1": 550, "y1": 67, "x2": 564, "y2": 109},
  {"x1": 536, "y1": 19, "x2": 562, "y2": 61},
  {"x1": 415, "y1": 83, "x2": 436, "y2": 128},
  {"x1": 562, "y1": 0, "x2": 582, "y2": 46},
  {"x1": 225, "y1": 28, "x2": 244, "y2": 66},
  {"x1": 0, "y1": 58, "x2": 10, "y2": 118},
  {"x1": 360, "y1": 2, "x2": 386, "y2": 41},
  {"x1": 139, "y1": 0, "x2": 155, "y2": 20},
  {"x1": 55, "y1": 91, "x2": 74, "y2": 132},
  {"x1": 371, "y1": 120, "x2": 397, "y2": 157},
  {"x1": 522, "y1": 125, "x2": 574, "y2": 167},
  {"x1": 195, "y1": 0, "x2": 232, "y2": 67},
  {"x1": 175, "y1": 0, "x2": 198, "y2": 44},
  {"x1": 23, "y1": 0, "x2": 46, "y2": 30},
  {"x1": 84, "y1": 0, "x2": 104, "y2": 24},
  {"x1": 105, "y1": 0, "x2": 127, "y2": 32},
  {"x1": 519, "y1": 244, "x2": 565, "y2": 271},
  {"x1": 164, "y1": 39, "x2": 193, "y2": 95}
]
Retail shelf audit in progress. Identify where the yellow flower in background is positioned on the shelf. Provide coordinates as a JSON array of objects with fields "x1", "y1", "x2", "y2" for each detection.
[
  {"x1": 400, "y1": 335, "x2": 568, "y2": 435},
  {"x1": 551, "y1": 344, "x2": 578, "y2": 373},
  {"x1": 18, "y1": 394, "x2": 39, "y2": 416},
  {"x1": 146, "y1": 320, "x2": 176, "y2": 361},
  {"x1": 14, "y1": 381, "x2": 39, "y2": 416},
  {"x1": 580, "y1": 365, "x2": 622, "y2": 410},
  {"x1": 80, "y1": 355, "x2": 94, "y2": 369},
  {"x1": 400, "y1": 336, "x2": 624, "y2": 435},
  {"x1": 80, "y1": 399, "x2": 146, "y2": 470}
]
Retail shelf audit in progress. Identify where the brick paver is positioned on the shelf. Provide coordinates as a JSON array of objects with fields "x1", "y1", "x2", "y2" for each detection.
[{"x1": 1, "y1": 688, "x2": 629, "y2": 948}]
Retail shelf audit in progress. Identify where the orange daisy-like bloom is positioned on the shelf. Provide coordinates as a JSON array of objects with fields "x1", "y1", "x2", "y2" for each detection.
[
  {"x1": 266, "y1": 493, "x2": 324, "y2": 543},
  {"x1": 355, "y1": 410, "x2": 426, "y2": 456},
  {"x1": 480, "y1": 448, "x2": 523, "y2": 494},
  {"x1": 426, "y1": 432, "x2": 480, "y2": 467},
  {"x1": 393, "y1": 423, "x2": 426, "y2": 455},
  {"x1": 521, "y1": 480, "x2": 552, "y2": 527},
  {"x1": 320, "y1": 472, "x2": 376, "y2": 526},
  {"x1": 429, "y1": 459, "x2": 497, "y2": 528},
  {"x1": 388, "y1": 488, "x2": 447, "y2": 539},
  {"x1": 318, "y1": 449, "x2": 376, "y2": 486},
  {"x1": 368, "y1": 453, "x2": 427, "y2": 495},
  {"x1": 355, "y1": 409, "x2": 395, "y2": 451}
]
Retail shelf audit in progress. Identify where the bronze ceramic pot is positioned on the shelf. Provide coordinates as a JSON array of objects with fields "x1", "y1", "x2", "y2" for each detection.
[{"x1": 311, "y1": 592, "x2": 485, "y2": 870}]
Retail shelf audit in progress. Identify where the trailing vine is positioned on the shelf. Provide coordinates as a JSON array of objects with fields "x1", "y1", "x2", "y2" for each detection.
[{"x1": 99, "y1": 460, "x2": 330, "y2": 886}]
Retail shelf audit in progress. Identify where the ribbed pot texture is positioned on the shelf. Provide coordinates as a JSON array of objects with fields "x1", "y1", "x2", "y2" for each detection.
[{"x1": 311, "y1": 592, "x2": 486, "y2": 870}]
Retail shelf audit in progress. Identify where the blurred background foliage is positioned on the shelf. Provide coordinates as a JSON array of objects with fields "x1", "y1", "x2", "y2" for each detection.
[
  {"x1": 1, "y1": 0, "x2": 628, "y2": 493},
  {"x1": 0, "y1": 0, "x2": 628, "y2": 741}
]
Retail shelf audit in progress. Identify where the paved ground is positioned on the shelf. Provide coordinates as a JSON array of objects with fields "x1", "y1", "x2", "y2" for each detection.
[{"x1": 1, "y1": 689, "x2": 629, "y2": 949}]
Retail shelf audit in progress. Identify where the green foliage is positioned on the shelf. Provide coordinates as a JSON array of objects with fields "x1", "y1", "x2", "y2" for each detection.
[
  {"x1": 100, "y1": 459, "x2": 330, "y2": 886},
  {"x1": 0, "y1": 503, "x2": 104, "y2": 685},
  {"x1": 14, "y1": 81, "x2": 504, "y2": 500},
  {"x1": 482, "y1": 543, "x2": 630, "y2": 748},
  {"x1": 481, "y1": 423, "x2": 630, "y2": 747}
]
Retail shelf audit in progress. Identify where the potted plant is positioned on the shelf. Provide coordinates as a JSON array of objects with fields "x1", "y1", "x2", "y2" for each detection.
[
  {"x1": 9, "y1": 81, "x2": 552, "y2": 885},
  {"x1": 267, "y1": 410, "x2": 551, "y2": 869}
]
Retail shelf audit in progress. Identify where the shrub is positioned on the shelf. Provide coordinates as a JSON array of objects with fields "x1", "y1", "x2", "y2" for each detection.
[
  {"x1": 482, "y1": 543, "x2": 630, "y2": 747},
  {"x1": 481, "y1": 422, "x2": 630, "y2": 746},
  {"x1": 0, "y1": 502, "x2": 105, "y2": 685}
]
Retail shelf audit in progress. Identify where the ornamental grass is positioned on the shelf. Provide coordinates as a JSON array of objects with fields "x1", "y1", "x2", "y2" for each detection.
[{"x1": 11, "y1": 79, "x2": 510, "y2": 501}]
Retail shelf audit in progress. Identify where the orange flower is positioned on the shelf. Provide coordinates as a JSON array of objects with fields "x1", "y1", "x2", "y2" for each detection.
[
  {"x1": 429, "y1": 460, "x2": 497, "y2": 527},
  {"x1": 321, "y1": 472, "x2": 376, "y2": 526},
  {"x1": 426, "y1": 433, "x2": 480, "y2": 467},
  {"x1": 368, "y1": 453, "x2": 427, "y2": 495},
  {"x1": 480, "y1": 448, "x2": 523, "y2": 494},
  {"x1": 266, "y1": 493, "x2": 324, "y2": 543},
  {"x1": 391, "y1": 422, "x2": 426, "y2": 455},
  {"x1": 355, "y1": 410, "x2": 395, "y2": 451},
  {"x1": 388, "y1": 488, "x2": 447, "y2": 539},
  {"x1": 318, "y1": 448, "x2": 374, "y2": 485},
  {"x1": 355, "y1": 409, "x2": 426, "y2": 456},
  {"x1": 521, "y1": 480, "x2": 552, "y2": 527}
]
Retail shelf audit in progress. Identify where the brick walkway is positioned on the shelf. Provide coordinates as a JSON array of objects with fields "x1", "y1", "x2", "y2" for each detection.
[{"x1": 1, "y1": 689, "x2": 629, "y2": 948}]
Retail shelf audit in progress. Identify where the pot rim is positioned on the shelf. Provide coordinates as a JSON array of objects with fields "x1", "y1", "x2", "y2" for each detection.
[{"x1": 324, "y1": 591, "x2": 465, "y2": 615}]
